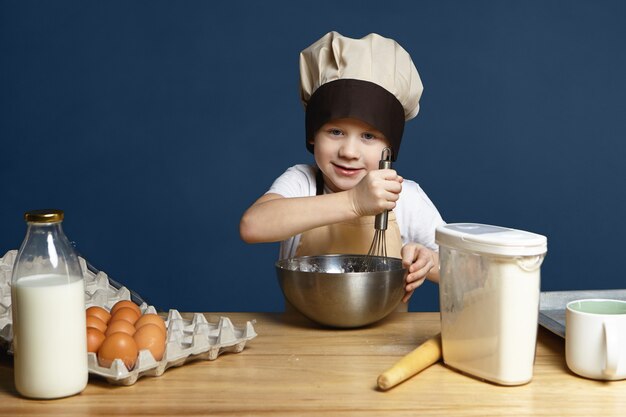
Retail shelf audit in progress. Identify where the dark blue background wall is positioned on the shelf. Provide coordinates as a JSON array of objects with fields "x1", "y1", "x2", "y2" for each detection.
[{"x1": 1, "y1": 1, "x2": 625, "y2": 312}]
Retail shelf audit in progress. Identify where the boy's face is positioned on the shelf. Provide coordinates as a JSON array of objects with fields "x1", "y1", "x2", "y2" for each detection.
[{"x1": 311, "y1": 118, "x2": 390, "y2": 193}]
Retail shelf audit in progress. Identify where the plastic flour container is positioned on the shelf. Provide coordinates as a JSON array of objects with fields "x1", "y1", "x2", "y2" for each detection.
[{"x1": 436, "y1": 223, "x2": 547, "y2": 385}]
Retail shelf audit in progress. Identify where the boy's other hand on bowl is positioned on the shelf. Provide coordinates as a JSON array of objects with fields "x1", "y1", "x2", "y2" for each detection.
[{"x1": 401, "y1": 243, "x2": 437, "y2": 303}]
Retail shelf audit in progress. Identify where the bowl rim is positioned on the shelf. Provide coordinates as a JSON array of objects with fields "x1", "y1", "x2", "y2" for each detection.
[{"x1": 275, "y1": 253, "x2": 406, "y2": 274}]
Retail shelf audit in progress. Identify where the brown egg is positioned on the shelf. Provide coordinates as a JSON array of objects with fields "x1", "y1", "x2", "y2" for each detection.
[
  {"x1": 86, "y1": 305, "x2": 111, "y2": 324},
  {"x1": 110, "y1": 307, "x2": 140, "y2": 325},
  {"x1": 86, "y1": 327, "x2": 106, "y2": 353},
  {"x1": 105, "y1": 319, "x2": 136, "y2": 337},
  {"x1": 86, "y1": 315, "x2": 107, "y2": 333},
  {"x1": 98, "y1": 332, "x2": 138, "y2": 370},
  {"x1": 135, "y1": 313, "x2": 167, "y2": 336},
  {"x1": 134, "y1": 323, "x2": 166, "y2": 361},
  {"x1": 110, "y1": 300, "x2": 141, "y2": 317}
]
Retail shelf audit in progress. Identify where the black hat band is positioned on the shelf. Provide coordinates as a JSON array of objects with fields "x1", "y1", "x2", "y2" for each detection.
[{"x1": 305, "y1": 79, "x2": 405, "y2": 161}]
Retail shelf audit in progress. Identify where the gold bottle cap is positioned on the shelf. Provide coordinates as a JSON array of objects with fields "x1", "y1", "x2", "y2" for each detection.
[{"x1": 24, "y1": 209, "x2": 64, "y2": 223}]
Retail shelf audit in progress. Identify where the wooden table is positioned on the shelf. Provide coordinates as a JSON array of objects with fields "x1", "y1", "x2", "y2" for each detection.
[{"x1": 1, "y1": 312, "x2": 624, "y2": 416}]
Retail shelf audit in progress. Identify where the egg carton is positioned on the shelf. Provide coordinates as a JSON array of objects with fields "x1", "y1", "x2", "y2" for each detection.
[
  {"x1": 0, "y1": 250, "x2": 258, "y2": 386},
  {"x1": 89, "y1": 309, "x2": 257, "y2": 385}
]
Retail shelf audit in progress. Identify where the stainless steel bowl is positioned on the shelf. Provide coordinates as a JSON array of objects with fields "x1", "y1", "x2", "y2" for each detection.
[{"x1": 275, "y1": 254, "x2": 407, "y2": 328}]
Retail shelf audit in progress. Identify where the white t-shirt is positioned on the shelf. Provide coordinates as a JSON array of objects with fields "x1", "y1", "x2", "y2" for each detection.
[{"x1": 266, "y1": 164, "x2": 445, "y2": 259}]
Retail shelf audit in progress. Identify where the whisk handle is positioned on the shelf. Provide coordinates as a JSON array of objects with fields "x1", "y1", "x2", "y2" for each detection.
[
  {"x1": 375, "y1": 211, "x2": 388, "y2": 231},
  {"x1": 375, "y1": 148, "x2": 393, "y2": 231},
  {"x1": 379, "y1": 158, "x2": 392, "y2": 171}
]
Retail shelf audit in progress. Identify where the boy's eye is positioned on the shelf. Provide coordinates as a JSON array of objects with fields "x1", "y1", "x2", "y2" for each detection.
[
  {"x1": 328, "y1": 128, "x2": 343, "y2": 136},
  {"x1": 362, "y1": 132, "x2": 376, "y2": 140}
]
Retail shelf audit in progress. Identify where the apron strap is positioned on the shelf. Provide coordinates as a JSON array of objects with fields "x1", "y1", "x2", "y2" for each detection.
[{"x1": 315, "y1": 168, "x2": 324, "y2": 196}]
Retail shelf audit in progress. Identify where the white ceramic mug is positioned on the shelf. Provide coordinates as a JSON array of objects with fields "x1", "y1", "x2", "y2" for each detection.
[{"x1": 565, "y1": 299, "x2": 626, "y2": 380}]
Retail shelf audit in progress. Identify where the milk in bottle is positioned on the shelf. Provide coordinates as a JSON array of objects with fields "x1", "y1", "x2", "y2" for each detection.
[{"x1": 11, "y1": 209, "x2": 88, "y2": 399}]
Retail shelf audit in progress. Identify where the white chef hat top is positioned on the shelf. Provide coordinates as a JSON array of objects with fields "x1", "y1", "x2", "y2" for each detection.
[{"x1": 299, "y1": 31, "x2": 423, "y2": 160}]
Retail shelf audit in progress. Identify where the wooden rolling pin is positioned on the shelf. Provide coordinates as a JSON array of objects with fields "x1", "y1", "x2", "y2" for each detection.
[{"x1": 377, "y1": 333, "x2": 442, "y2": 390}]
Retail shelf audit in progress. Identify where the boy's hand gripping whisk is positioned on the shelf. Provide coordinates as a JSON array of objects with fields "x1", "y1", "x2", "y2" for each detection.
[{"x1": 364, "y1": 147, "x2": 393, "y2": 272}]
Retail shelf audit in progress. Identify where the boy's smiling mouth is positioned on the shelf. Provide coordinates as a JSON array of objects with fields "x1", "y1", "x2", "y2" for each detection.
[{"x1": 331, "y1": 163, "x2": 364, "y2": 177}]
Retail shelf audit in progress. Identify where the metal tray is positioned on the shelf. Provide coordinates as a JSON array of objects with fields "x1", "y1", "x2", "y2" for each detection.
[{"x1": 539, "y1": 289, "x2": 626, "y2": 338}]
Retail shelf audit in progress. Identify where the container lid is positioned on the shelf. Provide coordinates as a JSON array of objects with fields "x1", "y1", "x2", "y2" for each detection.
[
  {"x1": 435, "y1": 223, "x2": 547, "y2": 257},
  {"x1": 24, "y1": 209, "x2": 64, "y2": 223}
]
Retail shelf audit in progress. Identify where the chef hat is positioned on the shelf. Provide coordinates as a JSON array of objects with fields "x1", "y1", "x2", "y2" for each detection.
[{"x1": 300, "y1": 31, "x2": 423, "y2": 160}]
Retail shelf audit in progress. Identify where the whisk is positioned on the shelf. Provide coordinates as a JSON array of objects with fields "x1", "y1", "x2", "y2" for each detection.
[{"x1": 364, "y1": 147, "x2": 393, "y2": 272}]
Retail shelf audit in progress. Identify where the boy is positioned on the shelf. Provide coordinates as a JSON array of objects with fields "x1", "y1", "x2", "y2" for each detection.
[{"x1": 240, "y1": 31, "x2": 445, "y2": 305}]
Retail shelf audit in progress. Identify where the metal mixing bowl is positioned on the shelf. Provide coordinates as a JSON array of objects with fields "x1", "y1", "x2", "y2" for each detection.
[{"x1": 275, "y1": 254, "x2": 407, "y2": 328}]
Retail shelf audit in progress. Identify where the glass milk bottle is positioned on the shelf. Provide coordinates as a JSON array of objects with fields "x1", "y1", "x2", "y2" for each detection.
[{"x1": 11, "y1": 209, "x2": 88, "y2": 399}]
